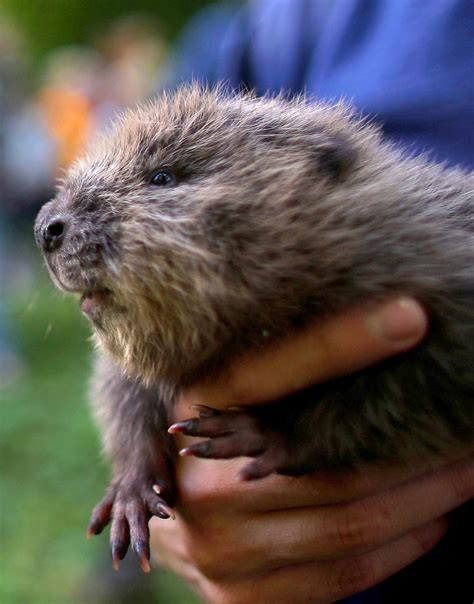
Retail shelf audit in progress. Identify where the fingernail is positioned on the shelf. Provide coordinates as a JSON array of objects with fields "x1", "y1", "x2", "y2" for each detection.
[{"x1": 366, "y1": 298, "x2": 427, "y2": 343}]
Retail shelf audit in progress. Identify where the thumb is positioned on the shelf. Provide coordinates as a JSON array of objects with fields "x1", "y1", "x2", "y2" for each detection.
[{"x1": 178, "y1": 297, "x2": 428, "y2": 413}]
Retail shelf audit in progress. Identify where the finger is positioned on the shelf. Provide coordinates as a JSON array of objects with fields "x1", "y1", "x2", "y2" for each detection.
[
  {"x1": 149, "y1": 507, "x2": 448, "y2": 600},
  {"x1": 213, "y1": 517, "x2": 449, "y2": 604},
  {"x1": 224, "y1": 456, "x2": 474, "y2": 568},
  {"x1": 178, "y1": 297, "x2": 427, "y2": 411},
  {"x1": 174, "y1": 448, "x2": 474, "y2": 514},
  {"x1": 150, "y1": 515, "x2": 207, "y2": 595},
  {"x1": 166, "y1": 456, "x2": 472, "y2": 579}
]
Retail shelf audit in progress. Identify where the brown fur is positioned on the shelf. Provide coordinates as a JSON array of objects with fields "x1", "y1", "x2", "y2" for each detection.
[{"x1": 34, "y1": 85, "x2": 474, "y2": 568}]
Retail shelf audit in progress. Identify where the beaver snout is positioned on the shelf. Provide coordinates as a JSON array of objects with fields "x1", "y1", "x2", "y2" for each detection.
[
  {"x1": 40, "y1": 217, "x2": 67, "y2": 253},
  {"x1": 34, "y1": 201, "x2": 70, "y2": 254},
  {"x1": 34, "y1": 196, "x2": 113, "y2": 297}
]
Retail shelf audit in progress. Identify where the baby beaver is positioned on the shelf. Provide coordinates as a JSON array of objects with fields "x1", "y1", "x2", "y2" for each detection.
[{"x1": 35, "y1": 85, "x2": 474, "y2": 573}]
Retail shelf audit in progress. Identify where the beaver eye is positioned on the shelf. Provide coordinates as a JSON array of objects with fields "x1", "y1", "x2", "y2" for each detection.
[{"x1": 150, "y1": 170, "x2": 176, "y2": 186}]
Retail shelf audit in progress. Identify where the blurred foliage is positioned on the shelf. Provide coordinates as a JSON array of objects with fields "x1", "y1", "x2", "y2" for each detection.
[
  {"x1": 0, "y1": 245, "x2": 199, "y2": 603},
  {"x1": 1, "y1": 0, "x2": 215, "y2": 61}
]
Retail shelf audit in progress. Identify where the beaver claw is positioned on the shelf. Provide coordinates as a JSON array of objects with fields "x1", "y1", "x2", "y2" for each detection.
[
  {"x1": 169, "y1": 406, "x2": 296, "y2": 481},
  {"x1": 87, "y1": 477, "x2": 175, "y2": 572}
]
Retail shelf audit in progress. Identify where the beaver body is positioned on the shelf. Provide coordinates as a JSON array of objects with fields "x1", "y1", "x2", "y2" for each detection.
[{"x1": 35, "y1": 86, "x2": 473, "y2": 573}]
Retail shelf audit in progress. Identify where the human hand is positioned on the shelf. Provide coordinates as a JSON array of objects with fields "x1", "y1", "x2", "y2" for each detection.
[{"x1": 151, "y1": 298, "x2": 474, "y2": 603}]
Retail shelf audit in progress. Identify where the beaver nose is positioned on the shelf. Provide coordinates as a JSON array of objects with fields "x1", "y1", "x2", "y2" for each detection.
[{"x1": 42, "y1": 217, "x2": 67, "y2": 252}]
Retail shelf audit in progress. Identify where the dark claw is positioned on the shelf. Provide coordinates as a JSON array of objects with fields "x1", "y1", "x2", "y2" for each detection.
[
  {"x1": 111, "y1": 542, "x2": 129, "y2": 570},
  {"x1": 133, "y1": 540, "x2": 151, "y2": 573},
  {"x1": 144, "y1": 488, "x2": 176, "y2": 520},
  {"x1": 170, "y1": 416, "x2": 235, "y2": 438},
  {"x1": 155, "y1": 509, "x2": 170, "y2": 520},
  {"x1": 190, "y1": 404, "x2": 220, "y2": 417},
  {"x1": 169, "y1": 417, "x2": 234, "y2": 438},
  {"x1": 152, "y1": 480, "x2": 174, "y2": 504},
  {"x1": 179, "y1": 440, "x2": 211, "y2": 458},
  {"x1": 156, "y1": 502, "x2": 175, "y2": 520},
  {"x1": 87, "y1": 486, "x2": 117, "y2": 538},
  {"x1": 239, "y1": 467, "x2": 268, "y2": 481},
  {"x1": 86, "y1": 517, "x2": 106, "y2": 538},
  {"x1": 173, "y1": 407, "x2": 289, "y2": 468},
  {"x1": 89, "y1": 469, "x2": 175, "y2": 572},
  {"x1": 168, "y1": 419, "x2": 200, "y2": 435}
]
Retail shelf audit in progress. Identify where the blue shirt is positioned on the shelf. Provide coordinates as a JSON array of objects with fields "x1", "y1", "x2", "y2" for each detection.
[{"x1": 168, "y1": 0, "x2": 474, "y2": 170}]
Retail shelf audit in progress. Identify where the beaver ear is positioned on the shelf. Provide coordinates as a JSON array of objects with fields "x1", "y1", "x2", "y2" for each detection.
[
  {"x1": 248, "y1": 113, "x2": 355, "y2": 180},
  {"x1": 313, "y1": 135, "x2": 355, "y2": 180}
]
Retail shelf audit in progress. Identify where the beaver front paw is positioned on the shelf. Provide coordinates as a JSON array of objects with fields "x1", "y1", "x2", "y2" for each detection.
[
  {"x1": 87, "y1": 475, "x2": 175, "y2": 572},
  {"x1": 169, "y1": 405, "x2": 306, "y2": 480}
]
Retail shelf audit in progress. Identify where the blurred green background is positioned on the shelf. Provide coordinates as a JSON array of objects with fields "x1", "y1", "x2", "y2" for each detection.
[
  {"x1": 2, "y1": 0, "x2": 211, "y2": 62},
  {"x1": 1, "y1": 251, "x2": 201, "y2": 603},
  {"x1": 0, "y1": 1, "x2": 217, "y2": 602}
]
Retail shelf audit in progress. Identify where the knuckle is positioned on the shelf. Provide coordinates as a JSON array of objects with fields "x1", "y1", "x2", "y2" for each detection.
[
  {"x1": 334, "y1": 508, "x2": 367, "y2": 551},
  {"x1": 328, "y1": 555, "x2": 377, "y2": 599},
  {"x1": 333, "y1": 501, "x2": 390, "y2": 553}
]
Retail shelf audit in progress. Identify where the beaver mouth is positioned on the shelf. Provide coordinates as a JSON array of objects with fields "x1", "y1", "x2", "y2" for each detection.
[{"x1": 80, "y1": 289, "x2": 112, "y2": 315}]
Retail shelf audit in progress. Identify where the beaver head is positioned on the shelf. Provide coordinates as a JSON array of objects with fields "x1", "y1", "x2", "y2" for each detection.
[{"x1": 35, "y1": 85, "x2": 366, "y2": 384}]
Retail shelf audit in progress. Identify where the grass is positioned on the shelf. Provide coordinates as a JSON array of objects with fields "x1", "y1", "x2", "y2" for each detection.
[{"x1": 0, "y1": 248, "x2": 199, "y2": 603}]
